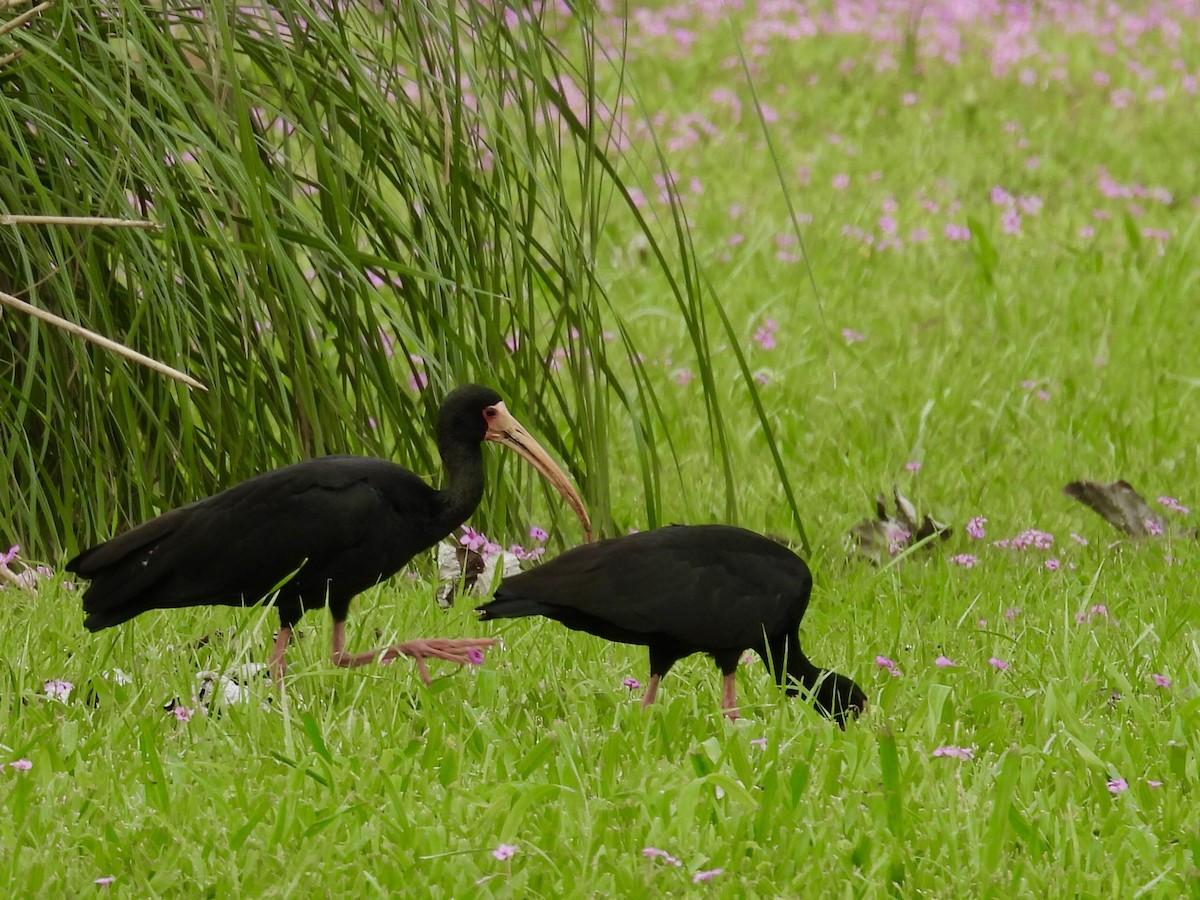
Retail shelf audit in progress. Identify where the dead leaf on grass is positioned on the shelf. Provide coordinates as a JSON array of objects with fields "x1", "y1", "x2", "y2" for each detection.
[
  {"x1": 1062, "y1": 480, "x2": 1165, "y2": 537},
  {"x1": 848, "y1": 486, "x2": 952, "y2": 565},
  {"x1": 435, "y1": 541, "x2": 521, "y2": 608}
]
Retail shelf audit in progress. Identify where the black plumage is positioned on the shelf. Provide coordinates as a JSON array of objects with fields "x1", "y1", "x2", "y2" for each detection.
[
  {"x1": 477, "y1": 524, "x2": 866, "y2": 723},
  {"x1": 68, "y1": 384, "x2": 591, "y2": 682}
]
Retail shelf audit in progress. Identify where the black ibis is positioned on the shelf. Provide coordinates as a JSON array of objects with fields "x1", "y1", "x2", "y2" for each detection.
[
  {"x1": 477, "y1": 524, "x2": 866, "y2": 724},
  {"x1": 67, "y1": 384, "x2": 592, "y2": 683}
]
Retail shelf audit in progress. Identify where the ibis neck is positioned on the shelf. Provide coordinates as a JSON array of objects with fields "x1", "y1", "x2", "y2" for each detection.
[
  {"x1": 434, "y1": 439, "x2": 486, "y2": 534},
  {"x1": 782, "y1": 642, "x2": 853, "y2": 721},
  {"x1": 782, "y1": 641, "x2": 825, "y2": 693}
]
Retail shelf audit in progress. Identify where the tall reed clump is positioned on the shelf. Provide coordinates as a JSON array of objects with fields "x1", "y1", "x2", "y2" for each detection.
[{"x1": 0, "y1": 1, "x2": 803, "y2": 558}]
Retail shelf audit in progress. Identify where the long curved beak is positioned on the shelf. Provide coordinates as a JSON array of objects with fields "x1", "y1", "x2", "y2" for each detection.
[{"x1": 485, "y1": 402, "x2": 594, "y2": 542}]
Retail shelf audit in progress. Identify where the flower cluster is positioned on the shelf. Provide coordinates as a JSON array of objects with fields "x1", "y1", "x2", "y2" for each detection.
[
  {"x1": 994, "y1": 529, "x2": 1054, "y2": 550},
  {"x1": 1157, "y1": 496, "x2": 1190, "y2": 514},
  {"x1": 753, "y1": 318, "x2": 778, "y2": 350},
  {"x1": 0, "y1": 545, "x2": 55, "y2": 591},
  {"x1": 460, "y1": 524, "x2": 549, "y2": 563},
  {"x1": 43, "y1": 680, "x2": 73, "y2": 702},
  {"x1": 1075, "y1": 604, "x2": 1110, "y2": 625},
  {"x1": 460, "y1": 526, "x2": 501, "y2": 558}
]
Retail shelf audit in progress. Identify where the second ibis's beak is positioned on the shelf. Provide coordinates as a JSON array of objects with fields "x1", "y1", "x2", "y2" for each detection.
[{"x1": 485, "y1": 402, "x2": 593, "y2": 542}]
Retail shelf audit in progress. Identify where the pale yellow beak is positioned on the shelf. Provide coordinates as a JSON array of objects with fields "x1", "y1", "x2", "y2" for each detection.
[{"x1": 484, "y1": 402, "x2": 594, "y2": 542}]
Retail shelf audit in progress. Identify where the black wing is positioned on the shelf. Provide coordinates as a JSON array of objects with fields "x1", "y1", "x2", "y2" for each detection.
[
  {"x1": 486, "y1": 525, "x2": 811, "y2": 649},
  {"x1": 69, "y1": 456, "x2": 440, "y2": 623}
]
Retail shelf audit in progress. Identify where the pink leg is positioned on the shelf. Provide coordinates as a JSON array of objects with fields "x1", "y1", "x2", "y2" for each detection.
[
  {"x1": 330, "y1": 620, "x2": 496, "y2": 684},
  {"x1": 641, "y1": 674, "x2": 662, "y2": 708},
  {"x1": 269, "y1": 627, "x2": 292, "y2": 687},
  {"x1": 378, "y1": 638, "x2": 499, "y2": 685},
  {"x1": 329, "y1": 619, "x2": 387, "y2": 668},
  {"x1": 720, "y1": 672, "x2": 739, "y2": 720}
]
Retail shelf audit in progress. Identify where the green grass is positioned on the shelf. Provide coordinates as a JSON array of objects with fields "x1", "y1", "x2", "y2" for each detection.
[
  {"x1": 2, "y1": 544, "x2": 1197, "y2": 895},
  {"x1": 4, "y1": 1, "x2": 1200, "y2": 896}
]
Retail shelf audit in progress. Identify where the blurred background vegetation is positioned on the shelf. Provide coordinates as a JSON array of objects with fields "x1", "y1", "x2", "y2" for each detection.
[{"x1": 0, "y1": 0, "x2": 800, "y2": 559}]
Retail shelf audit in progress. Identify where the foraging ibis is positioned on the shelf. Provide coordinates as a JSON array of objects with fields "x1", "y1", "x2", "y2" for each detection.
[
  {"x1": 67, "y1": 384, "x2": 592, "y2": 683},
  {"x1": 477, "y1": 524, "x2": 866, "y2": 723}
]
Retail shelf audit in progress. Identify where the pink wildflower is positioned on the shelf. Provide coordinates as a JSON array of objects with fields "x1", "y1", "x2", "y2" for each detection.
[
  {"x1": 43, "y1": 680, "x2": 73, "y2": 702},
  {"x1": 966, "y1": 517, "x2": 987, "y2": 539},
  {"x1": 1151, "y1": 673, "x2": 1170, "y2": 689},
  {"x1": 934, "y1": 656, "x2": 956, "y2": 668},
  {"x1": 643, "y1": 848, "x2": 682, "y2": 867},
  {"x1": 493, "y1": 844, "x2": 518, "y2": 861},
  {"x1": 1107, "y1": 777, "x2": 1128, "y2": 794},
  {"x1": 988, "y1": 657, "x2": 1010, "y2": 671},
  {"x1": 875, "y1": 656, "x2": 901, "y2": 677},
  {"x1": 932, "y1": 746, "x2": 974, "y2": 760},
  {"x1": 693, "y1": 869, "x2": 724, "y2": 884},
  {"x1": 460, "y1": 526, "x2": 487, "y2": 552}
]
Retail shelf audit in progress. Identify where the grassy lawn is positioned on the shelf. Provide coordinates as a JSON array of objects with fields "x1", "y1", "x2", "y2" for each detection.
[{"x1": 3, "y1": 1, "x2": 1199, "y2": 895}]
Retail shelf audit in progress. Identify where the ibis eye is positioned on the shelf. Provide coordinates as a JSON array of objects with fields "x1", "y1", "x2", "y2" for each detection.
[{"x1": 485, "y1": 407, "x2": 497, "y2": 419}]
